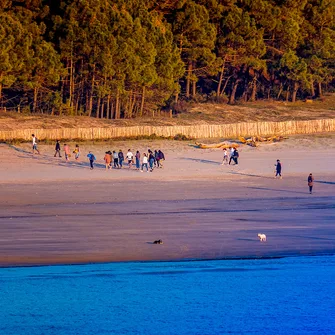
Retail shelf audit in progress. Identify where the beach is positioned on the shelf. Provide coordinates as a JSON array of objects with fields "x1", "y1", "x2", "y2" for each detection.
[{"x1": 0, "y1": 134, "x2": 334, "y2": 266}]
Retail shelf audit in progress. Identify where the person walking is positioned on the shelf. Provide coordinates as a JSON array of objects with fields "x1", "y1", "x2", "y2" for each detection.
[
  {"x1": 126, "y1": 149, "x2": 133, "y2": 168},
  {"x1": 64, "y1": 144, "x2": 71, "y2": 161},
  {"x1": 73, "y1": 144, "x2": 80, "y2": 161},
  {"x1": 275, "y1": 159, "x2": 282, "y2": 179},
  {"x1": 141, "y1": 153, "x2": 149, "y2": 172},
  {"x1": 158, "y1": 150, "x2": 165, "y2": 168},
  {"x1": 135, "y1": 151, "x2": 141, "y2": 170},
  {"x1": 104, "y1": 151, "x2": 112, "y2": 170},
  {"x1": 87, "y1": 151, "x2": 96, "y2": 170},
  {"x1": 229, "y1": 147, "x2": 235, "y2": 165},
  {"x1": 233, "y1": 149, "x2": 239, "y2": 165},
  {"x1": 54, "y1": 140, "x2": 61, "y2": 157},
  {"x1": 221, "y1": 148, "x2": 228, "y2": 165},
  {"x1": 148, "y1": 150, "x2": 155, "y2": 172},
  {"x1": 112, "y1": 151, "x2": 119, "y2": 168},
  {"x1": 118, "y1": 150, "x2": 124, "y2": 168},
  {"x1": 308, "y1": 173, "x2": 314, "y2": 194},
  {"x1": 32, "y1": 134, "x2": 40, "y2": 154}
]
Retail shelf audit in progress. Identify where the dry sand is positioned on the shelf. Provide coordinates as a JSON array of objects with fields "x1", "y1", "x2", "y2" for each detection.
[{"x1": 0, "y1": 134, "x2": 334, "y2": 267}]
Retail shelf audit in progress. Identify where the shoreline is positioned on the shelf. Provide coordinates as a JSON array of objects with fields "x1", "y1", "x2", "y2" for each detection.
[{"x1": 1, "y1": 251, "x2": 335, "y2": 269}]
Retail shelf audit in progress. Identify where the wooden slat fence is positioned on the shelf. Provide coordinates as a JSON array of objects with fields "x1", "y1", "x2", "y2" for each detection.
[{"x1": 0, "y1": 119, "x2": 334, "y2": 141}]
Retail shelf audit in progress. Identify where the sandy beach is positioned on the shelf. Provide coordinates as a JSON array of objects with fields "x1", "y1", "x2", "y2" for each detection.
[{"x1": 0, "y1": 134, "x2": 334, "y2": 266}]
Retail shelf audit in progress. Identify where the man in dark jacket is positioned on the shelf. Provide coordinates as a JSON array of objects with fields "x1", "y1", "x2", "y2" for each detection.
[
  {"x1": 275, "y1": 159, "x2": 282, "y2": 179},
  {"x1": 54, "y1": 140, "x2": 61, "y2": 157}
]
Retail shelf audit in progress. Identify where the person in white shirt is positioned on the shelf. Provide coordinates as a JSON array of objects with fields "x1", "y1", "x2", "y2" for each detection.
[
  {"x1": 126, "y1": 149, "x2": 133, "y2": 168},
  {"x1": 221, "y1": 149, "x2": 228, "y2": 165},
  {"x1": 141, "y1": 153, "x2": 149, "y2": 172},
  {"x1": 32, "y1": 134, "x2": 40, "y2": 154}
]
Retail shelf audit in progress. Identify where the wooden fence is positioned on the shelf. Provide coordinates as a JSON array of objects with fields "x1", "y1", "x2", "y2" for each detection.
[{"x1": 0, "y1": 119, "x2": 334, "y2": 141}]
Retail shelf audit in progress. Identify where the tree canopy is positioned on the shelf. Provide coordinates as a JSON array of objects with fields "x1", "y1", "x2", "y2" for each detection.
[{"x1": 0, "y1": 0, "x2": 334, "y2": 117}]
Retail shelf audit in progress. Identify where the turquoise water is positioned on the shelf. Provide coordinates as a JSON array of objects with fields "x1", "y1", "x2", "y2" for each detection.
[{"x1": 1, "y1": 256, "x2": 334, "y2": 334}]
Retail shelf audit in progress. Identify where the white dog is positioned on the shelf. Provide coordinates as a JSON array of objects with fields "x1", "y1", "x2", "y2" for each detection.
[{"x1": 258, "y1": 233, "x2": 267, "y2": 242}]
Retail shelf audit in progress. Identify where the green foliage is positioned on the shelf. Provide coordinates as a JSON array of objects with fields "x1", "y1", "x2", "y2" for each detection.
[{"x1": 0, "y1": 0, "x2": 334, "y2": 113}]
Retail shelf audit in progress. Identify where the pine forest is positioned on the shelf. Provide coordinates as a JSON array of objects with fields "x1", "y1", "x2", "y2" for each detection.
[{"x1": 0, "y1": 0, "x2": 334, "y2": 118}]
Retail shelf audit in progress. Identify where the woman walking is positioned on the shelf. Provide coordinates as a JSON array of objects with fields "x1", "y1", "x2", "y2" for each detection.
[
  {"x1": 135, "y1": 151, "x2": 141, "y2": 170},
  {"x1": 118, "y1": 150, "x2": 124, "y2": 168},
  {"x1": 308, "y1": 173, "x2": 314, "y2": 194},
  {"x1": 104, "y1": 151, "x2": 112, "y2": 170},
  {"x1": 148, "y1": 150, "x2": 155, "y2": 172}
]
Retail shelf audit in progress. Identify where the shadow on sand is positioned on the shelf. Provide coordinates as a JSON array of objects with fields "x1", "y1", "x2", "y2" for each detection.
[
  {"x1": 315, "y1": 180, "x2": 335, "y2": 185},
  {"x1": 229, "y1": 171, "x2": 274, "y2": 179},
  {"x1": 247, "y1": 186, "x2": 307, "y2": 195},
  {"x1": 182, "y1": 157, "x2": 221, "y2": 165}
]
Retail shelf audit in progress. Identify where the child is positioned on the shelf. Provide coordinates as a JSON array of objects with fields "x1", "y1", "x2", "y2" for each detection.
[
  {"x1": 32, "y1": 134, "x2": 40, "y2": 154},
  {"x1": 221, "y1": 148, "x2": 228, "y2": 165},
  {"x1": 73, "y1": 144, "x2": 80, "y2": 160},
  {"x1": 87, "y1": 151, "x2": 96, "y2": 170}
]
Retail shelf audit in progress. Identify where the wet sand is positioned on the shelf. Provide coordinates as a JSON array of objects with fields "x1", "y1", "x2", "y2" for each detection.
[{"x1": 0, "y1": 136, "x2": 334, "y2": 266}]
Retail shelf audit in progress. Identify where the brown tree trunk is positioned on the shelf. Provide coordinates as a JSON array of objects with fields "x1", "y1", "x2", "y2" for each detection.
[
  {"x1": 107, "y1": 95, "x2": 111, "y2": 119},
  {"x1": 277, "y1": 83, "x2": 283, "y2": 100},
  {"x1": 310, "y1": 80, "x2": 315, "y2": 97},
  {"x1": 229, "y1": 79, "x2": 241, "y2": 104},
  {"x1": 100, "y1": 98, "x2": 105, "y2": 118},
  {"x1": 291, "y1": 81, "x2": 299, "y2": 102},
  {"x1": 88, "y1": 68, "x2": 95, "y2": 117},
  {"x1": 115, "y1": 88, "x2": 120, "y2": 119},
  {"x1": 318, "y1": 82, "x2": 322, "y2": 97},
  {"x1": 33, "y1": 87, "x2": 38, "y2": 113},
  {"x1": 186, "y1": 62, "x2": 192, "y2": 98},
  {"x1": 217, "y1": 60, "x2": 225, "y2": 97},
  {"x1": 96, "y1": 96, "x2": 101, "y2": 118},
  {"x1": 250, "y1": 77, "x2": 257, "y2": 102},
  {"x1": 192, "y1": 79, "x2": 197, "y2": 97},
  {"x1": 140, "y1": 86, "x2": 145, "y2": 117}
]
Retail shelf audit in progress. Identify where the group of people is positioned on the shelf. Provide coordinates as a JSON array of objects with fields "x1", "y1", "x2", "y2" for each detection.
[
  {"x1": 32, "y1": 134, "x2": 314, "y2": 192},
  {"x1": 102, "y1": 149, "x2": 165, "y2": 172},
  {"x1": 221, "y1": 147, "x2": 239, "y2": 165}
]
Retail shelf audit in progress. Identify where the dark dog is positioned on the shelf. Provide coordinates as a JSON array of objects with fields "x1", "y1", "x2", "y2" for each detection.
[{"x1": 153, "y1": 239, "x2": 163, "y2": 244}]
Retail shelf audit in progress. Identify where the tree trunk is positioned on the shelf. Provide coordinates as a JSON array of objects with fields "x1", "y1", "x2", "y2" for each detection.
[
  {"x1": 115, "y1": 88, "x2": 120, "y2": 119},
  {"x1": 250, "y1": 77, "x2": 257, "y2": 102},
  {"x1": 96, "y1": 96, "x2": 101, "y2": 118},
  {"x1": 186, "y1": 62, "x2": 192, "y2": 98},
  {"x1": 310, "y1": 80, "x2": 315, "y2": 97},
  {"x1": 33, "y1": 87, "x2": 38, "y2": 113},
  {"x1": 285, "y1": 88, "x2": 290, "y2": 102},
  {"x1": 277, "y1": 83, "x2": 283, "y2": 100},
  {"x1": 107, "y1": 94, "x2": 111, "y2": 119},
  {"x1": 217, "y1": 60, "x2": 225, "y2": 97},
  {"x1": 140, "y1": 86, "x2": 145, "y2": 117},
  {"x1": 229, "y1": 79, "x2": 240, "y2": 104},
  {"x1": 220, "y1": 75, "x2": 232, "y2": 97},
  {"x1": 192, "y1": 79, "x2": 197, "y2": 97},
  {"x1": 291, "y1": 81, "x2": 299, "y2": 102},
  {"x1": 100, "y1": 98, "x2": 105, "y2": 118},
  {"x1": 318, "y1": 82, "x2": 322, "y2": 97},
  {"x1": 0, "y1": 82, "x2": 2, "y2": 106},
  {"x1": 69, "y1": 57, "x2": 74, "y2": 108},
  {"x1": 88, "y1": 67, "x2": 95, "y2": 117}
]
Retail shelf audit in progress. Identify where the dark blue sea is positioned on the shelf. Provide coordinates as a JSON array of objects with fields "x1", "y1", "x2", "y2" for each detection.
[{"x1": 1, "y1": 256, "x2": 334, "y2": 335}]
